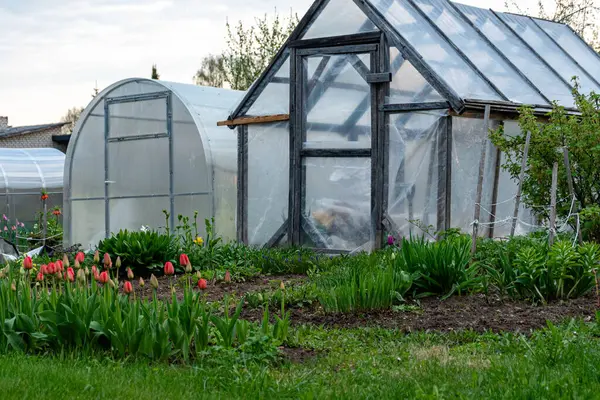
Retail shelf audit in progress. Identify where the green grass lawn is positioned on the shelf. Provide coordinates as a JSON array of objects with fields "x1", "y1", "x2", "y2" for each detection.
[{"x1": 2, "y1": 321, "x2": 600, "y2": 399}]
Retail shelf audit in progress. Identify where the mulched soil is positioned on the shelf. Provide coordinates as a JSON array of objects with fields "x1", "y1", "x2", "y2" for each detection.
[{"x1": 131, "y1": 274, "x2": 598, "y2": 334}]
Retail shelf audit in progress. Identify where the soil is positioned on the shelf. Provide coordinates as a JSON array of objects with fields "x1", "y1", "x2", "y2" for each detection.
[
  {"x1": 130, "y1": 273, "x2": 598, "y2": 334},
  {"x1": 280, "y1": 347, "x2": 322, "y2": 364}
]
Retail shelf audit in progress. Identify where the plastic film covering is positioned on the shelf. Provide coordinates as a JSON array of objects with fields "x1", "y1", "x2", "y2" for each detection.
[
  {"x1": 246, "y1": 55, "x2": 290, "y2": 116},
  {"x1": 370, "y1": 0, "x2": 502, "y2": 101},
  {"x1": 302, "y1": 0, "x2": 378, "y2": 39},
  {"x1": 304, "y1": 53, "x2": 372, "y2": 149},
  {"x1": 0, "y1": 148, "x2": 64, "y2": 227},
  {"x1": 453, "y1": 4, "x2": 575, "y2": 107},
  {"x1": 535, "y1": 19, "x2": 600, "y2": 84},
  {"x1": 388, "y1": 47, "x2": 445, "y2": 104},
  {"x1": 304, "y1": 157, "x2": 372, "y2": 251},
  {"x1": 496, "y1": 13, "x2": 600, "y2": 95},
  {"x1": 412, "y1": 0, "x2": 547, "y2": 105},
  {"x1": 65, "y1": 78, "x2": 243, "y2": 248},
  {"x1": 450, "y1": 117, "x2": 500, "y2": 233},
  {"x1": 388, "y1": 110, "x2": 446, "y2": 237}
]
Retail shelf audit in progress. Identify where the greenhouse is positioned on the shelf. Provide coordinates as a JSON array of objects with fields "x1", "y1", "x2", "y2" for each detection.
[
  {"x1": 0, "y1": 148, "x2": 64, "y2": 228},
  {"x1": 220, "y1": 0, "x2": 600, "y2": 252},
  {"x1": 64, "y1": 78, "x2": 244, "y2": 249}
]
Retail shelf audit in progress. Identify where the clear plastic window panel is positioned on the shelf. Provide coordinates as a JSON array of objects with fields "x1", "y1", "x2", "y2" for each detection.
[
  {"x1": 388, "y1": 110, "x2": 446, "y2": 237},
  {"x1": 453, "y1": 4, "x2": 575, "y2": 107},
  {"x1": 304, "y1": 53, "x2": 372, "y2": 149},
  {"x1": 388, "y1": 47, "x2": 446, "y2": 104},
  {"x1": 71, "y1": 200, "x2": 105, "y2": 250},
  {"x1": 535, "y1": 19, "x2": 600, "y2": 84},
  {"x1": 450, "y1": 117, "x2": 500, "y2": 234},
  {"x1": 174, "y1": 194, "x2": 213, "y2": 239},
  {"x1": 109, "y1": 197, "x2": 170, "y2": 235},
  {"x1": 247, "y1": 55, "x2": 290, "y2": 116},
  {"x1": 304, "y1": 157, "x2": 371, "y2": 250},
  {"x1": 412, "y1": 0, "x2": 547, "y2": 105},
  {"x1": 301, "y1": 0, "x2": 378, "y2": 39},
  {"x1": 247, "y1": 122, "x2": 289, "y2": 246},
  {"x1": 497, "y1": 13, "x2": 600, "y2": 95},
  {"x1": 70, "y1": 112, "x2": 105, "y2": 199},
  {"x1": 370, "y1": 0, "x2": 502, "y2": 101},
  {"x1": 108, "y1": 98, "x2": 168, "y2": 138}
]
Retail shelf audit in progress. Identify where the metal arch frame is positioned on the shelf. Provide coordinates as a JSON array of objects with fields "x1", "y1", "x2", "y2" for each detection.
[
  {"x1": 491, "y1": 10, "x2": 575, "y2": 92},
  {"x1": 103, "y1": 91, "x2": 174, "y2": 238},
  {"x1": 529, "y1": 17, "x2": 600, "y2": 89}
]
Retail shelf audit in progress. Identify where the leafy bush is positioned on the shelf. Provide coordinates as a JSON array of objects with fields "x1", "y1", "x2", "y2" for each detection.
[{"x1": 98, "y1": 229, "x2": 179, "y2": 275}]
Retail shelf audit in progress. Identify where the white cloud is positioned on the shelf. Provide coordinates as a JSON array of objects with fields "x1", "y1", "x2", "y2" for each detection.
[{"x1": 0, "y1": 0, "x2": 515, "y2": 126}]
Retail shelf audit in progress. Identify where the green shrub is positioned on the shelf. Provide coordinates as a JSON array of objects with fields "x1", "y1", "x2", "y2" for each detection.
[{"x1": 98, "y1": 229, "x2": 179, "y2": 275}]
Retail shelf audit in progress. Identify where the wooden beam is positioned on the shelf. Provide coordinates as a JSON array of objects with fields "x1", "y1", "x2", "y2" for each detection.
[
  {"x1": 217, "y1": 114, "x2": 290, "y2": 127},
  {"x1": 289, "y1": 31, "x2": 381, "y2": 49}
]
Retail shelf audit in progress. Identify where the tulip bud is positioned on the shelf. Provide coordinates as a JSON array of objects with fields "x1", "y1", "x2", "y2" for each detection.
[
  {"x1": 139, "y1": 277, "x2": 145, "y2": 287},
  {"x1": 196, "y1": 271, "x2": 202, "y2": 280},
  {"x1": 116, "y1": 256, "x2": 122, "y2": 269},
  {"x1": 224, "y1": 270, "x2": 231, "y2": 283},
  {"x1": 56, "y1": 260, "x2": 64, "y2": 272},
  {"x1": 126, "y1": 267, "x2": 134, "y2": 280},
  {"x1": 11, "y1": 282, "x2": 16, "y2": 291},
  {"x1": 40, "y1": 264, "x2": 48, "y2": 274},
  {"x1": 74, "y1": 259, "x2": 81, "y2": 270},
  {"x1": 123, "y1": 281, "x2": 133, "y2": 295},
  {"x1": 103, "y1": 253, "x2": 111, "y2": 268},
  {"x1": 63, "y1": 254, "x2": 70, "y2": 268},
  {"x1": 98, "y1": 271, "x2": 109, "y2": 284},
  {"x1": 84, "y1": 267, "x2": 90, "y2": 276},
  {"x1": 36, "y1": 272, "x2": 44, "y2": 282},
  {"x1": 197, "y1": 278, "x2": 207, "y2": 290},
  {"x1": 66, "y1": 267, "x2": 75, "y2": 282},
  {"x1": 76, "y1": 269, "x2": 86, "y2": 284},
  {"x1": 185, "y1": 262, "x2": 192, "y2": 274},
  {"x1": 171, "y1": 285, "x2": 177, "y2": 295},
  {"x1": 93, "y1": 250, "x2": 100, "y2": 264},
  {"x1": 280, "y1": 281, "x2": 285, "y2": 290},
  {"x1": 108, "y1": 279, "x2": 116, "y2": 289},
  {"x1": 23, "y1": 256, "x2": 33, "y2": 270},
  {"x1": 179, "y1": 253, "x2": 190, "y2": 267},
  {"x1": 150, "y1": 274, "x2": 159, "y2": 289},
  {"x1": 164, "y1": 262, "x2": 175, "y2": 276}
]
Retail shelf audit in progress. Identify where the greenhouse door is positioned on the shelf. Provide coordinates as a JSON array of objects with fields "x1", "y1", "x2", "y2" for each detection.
[
  {"x1": 104, "y1": 91, "x2": 173, "y2": 237},
  {"x1": 291, "y1": 43, "x2": 387, "y2": 252}
]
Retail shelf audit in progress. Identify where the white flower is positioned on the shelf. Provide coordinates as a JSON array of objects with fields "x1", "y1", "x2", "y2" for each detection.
[{"x1": 140, "y1": 225, "x2": 149, "y2": 232}]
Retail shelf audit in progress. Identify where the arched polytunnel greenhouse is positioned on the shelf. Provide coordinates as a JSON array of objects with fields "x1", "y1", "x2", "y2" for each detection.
[
  {"x1": 0, "y1": 148, "x2": 64, "y2": 228},
  {"x1": 64, "y1": 78, "x2": 244, "y2": 249}
]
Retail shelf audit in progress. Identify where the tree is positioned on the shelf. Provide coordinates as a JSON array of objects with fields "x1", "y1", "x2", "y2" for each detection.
[
  {"x1": 194, "y1": 55, "x2": 225, "y2": 88},
  {"x1": 491, "y1": 81, "x2": 600, "y2": 240},
  {"x1": 60, "y1": 107, "x2": 84, "y2": 134},
  {"x1": 505, "y1": 0, "x2": 600, "y2": 50},
  {"x1": 196, "y1": 9, "x2": 298, "y2": 90},
  {"x1": 151, "y1": 64, "x2": 160, "y2": 80}
]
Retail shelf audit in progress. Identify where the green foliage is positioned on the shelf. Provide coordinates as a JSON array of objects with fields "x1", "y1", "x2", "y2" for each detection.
[
  {"x1": 490, "y1": 85, "x2": 600, "y2": 237},
  {"x1": 97, "y1": 229, "x2": 179, "y2": 274}
]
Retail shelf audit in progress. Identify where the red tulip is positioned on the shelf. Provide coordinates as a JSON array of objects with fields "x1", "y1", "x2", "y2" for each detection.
[
  {"x1": 56, "y1": 260, "x2": 64, "y2": 272},
  {"x1": 197, "y1": 278, "x2": 207, "y2": 290},
  {"x1": 65, "y1": 267, "x2": 75, "y2": 282},
  {"x1": 91, "y1": 265, "x2": 98, "y2": 275},
  {"x1": 179, "y1": 253, "x2": 190, "y2": 267},
  {"x1": 123, "y1": 281, "x2": 133, "y2": 295},
  {"x1": 164, "y1": 261, "x2": 175, "y2": 276},
  {"x1": 23, "y1": 256, "x2": 33, "y2": 270},
  {"x1": 47, "y1": 262, "x2": 56, "y2": 275},
  {"x1": 98, "y1": 271, "x2": 109, "y2": 284},
  {"x1": 75, "y1": 252, "x2": 85, "y2": 264},
  {"x1": 224, "y1": 270, "x2": 231, "y2": 283},
  {"x1": 94, "y1": 271, "x2": 100, "y2": 282},
  {"x1": 40, "y1": 264, "x2": 48, "y2": 274},
  {"x1": 103, "y1": 253, "x2": 112, "y2": 268},
  {"x1": 36, "y1": 272, "x2": 44, "y2": 282},
  {"x1": 126, "y1": 267, "x2": 134, "y2": 280}
]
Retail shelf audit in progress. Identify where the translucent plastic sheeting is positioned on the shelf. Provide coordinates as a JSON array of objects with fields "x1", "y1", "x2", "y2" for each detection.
[
  {"x1": 412, "y1": 0, "x2": 547, "y2": 106},
  {"x1": 450, "y1": 117, "x2": 500, "y2": 234},
  {"x1": 246, "y1": 55, "x2": 290, "y2": 116},
  {"x1": 370, "y1": 0, "x2": 502, "y2": 101},
  {"x1": 70, "y1": 200, "x2": 105, "y2": 250},
  {"x1": 535, "y1": 19, "x2": 600, "y2": 84},
  {"x1": 247, "y1": 122, "x2": 289, "y2": 246},
  {"x1": 453, "y1": 4, "x2": 575, "y2": 107},
  {"x1": 388, "y1": 110, "x2": 446, "y2": 237},
  {"x1": 387, "y1": 47, "x2": 446, "y2": 104},
  {"x1": 304, "y1": 157, "x2": 372, "y2": 251},
  {"x1": 302, "y1": 0, "x2": 378, "y2": 39},
  {"x1": 304, "y1": 54, "x2": 372, "y2": 149},
  {"x1": 108, "y1": 98, "x2": 168, "y2": 139},
  {"x1": 496, "y1": 13, "x2": 600, "y2": 95}
]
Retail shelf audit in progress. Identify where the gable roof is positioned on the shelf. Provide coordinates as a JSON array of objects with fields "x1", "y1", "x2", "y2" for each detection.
[
  {"x1": 228, "y1": 0, "x2": 600, "y2": 120},
  {"x1": 0, "y1": 122, "x2": 68, "y2": 139}
]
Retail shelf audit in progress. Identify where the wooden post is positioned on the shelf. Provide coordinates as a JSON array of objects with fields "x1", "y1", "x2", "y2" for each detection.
[
  {"x1": 549, "y1": 161, "x2": 559, "y2": 247},
  {"x1": 511, "y1": 131, "x2": 532, "y2": 237},
  {"x1": 471, "y1": 105, "x2": 491, "y2": 256},
  {"x1": 563, "y1": 147, "x2": 583, "y2": 245}
]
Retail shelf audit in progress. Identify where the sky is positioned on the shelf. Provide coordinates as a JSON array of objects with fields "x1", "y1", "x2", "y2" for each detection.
[{"x1": 0, "y1": 0, "x2": 515, "y2": 126}]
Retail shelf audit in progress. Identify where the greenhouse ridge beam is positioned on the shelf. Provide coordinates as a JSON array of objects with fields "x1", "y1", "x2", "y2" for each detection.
[
  {"x1": 352, "y1": 0, "x2": 465, "y2": 113},
  {"x1": 229, "y1": 0, "x2": 331, "y2": 120},
  {"x1": 448, "y1": 1, "x2": 552, "y2": 106},
  {"x1": 405, "y1": 0, "x2": 509, "y2": 102},
  {"x1": 530, "y1": 17, "x2": 600, "y2": 88}
]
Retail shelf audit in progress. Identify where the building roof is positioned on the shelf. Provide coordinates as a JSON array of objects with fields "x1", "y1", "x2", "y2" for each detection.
[{"x1": 0, "y1": 122, "x2": 68, "y2": 139}]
